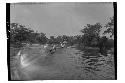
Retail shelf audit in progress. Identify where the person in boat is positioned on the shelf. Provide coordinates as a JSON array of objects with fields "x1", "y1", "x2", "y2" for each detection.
[
  {"x1": 43, "y1": 43, "x2": 56, "y2": 55},
  {"x1": 61, "y1": 41, "x2": 67, "y2": 48},
  {"x1": 49, "y1": 44, "x2": 57, "y2": 54}
]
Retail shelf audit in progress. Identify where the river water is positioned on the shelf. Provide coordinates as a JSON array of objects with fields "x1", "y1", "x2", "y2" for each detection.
[{"x1": 10, "y1": 45, "x2": 115, "y2": 80}]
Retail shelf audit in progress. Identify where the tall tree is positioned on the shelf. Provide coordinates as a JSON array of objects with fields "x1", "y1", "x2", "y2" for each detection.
[{"x1": 80, "y1": 23, "x2": 102, "y2": 46}]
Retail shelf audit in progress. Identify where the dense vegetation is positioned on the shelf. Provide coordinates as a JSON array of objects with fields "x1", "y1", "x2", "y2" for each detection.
[{"x1": 9, "y1": 17, "x2": 114, "y2": 54}]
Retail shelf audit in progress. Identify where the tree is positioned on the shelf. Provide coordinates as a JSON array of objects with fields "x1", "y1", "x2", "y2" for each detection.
[
  {"x1": 80, "y1": 23, "x2": 102, "y2": 46},
  {"x1": 56, "y1": 36, "x2": 63, "y2": 43},
  {"x1": 98, "y1": 36, "x2": 108, "y2": 54},
  {"x1": 47, "y1": 36, "x2": 55, "y2": 44},
  {"x1": 10, "y1": 23, "x2": 34, "y2": 44},
  {"x1": 10, "y1": 23, "x2": 48, "y2": 45},
  {"x1": 36, "y1": 32, "x2": 48, "y2": 44},
  {"x1": 104, "y1": 17, "x2": 114, "y2": 38},
  {"x1": 61, "y1": 35, "x2": 69, "y2": 42}
]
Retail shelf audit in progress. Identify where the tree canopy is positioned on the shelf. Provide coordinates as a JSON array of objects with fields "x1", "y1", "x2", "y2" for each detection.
[
  {"x1": 10, "y1": 17, "x2": 114, "y2": 49},
  {"x1": 104, "y1": 17, "x2": 114, "y2": 38},
  {"x1": 10, "y1": 23, "x2": 48, "y2": 46},
  {"x1": 80, "y1": 23, "x2": 102, "y2": 46}
]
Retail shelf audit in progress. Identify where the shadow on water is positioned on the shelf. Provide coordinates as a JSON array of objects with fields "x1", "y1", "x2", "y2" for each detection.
[{"x1": 75, "y1": 45, "x2": 115, "y2": 79}]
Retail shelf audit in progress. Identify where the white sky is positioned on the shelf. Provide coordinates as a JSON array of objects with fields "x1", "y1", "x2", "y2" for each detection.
[{"x1": 10, "y1": 2, "x2": 114, "y2": 38}]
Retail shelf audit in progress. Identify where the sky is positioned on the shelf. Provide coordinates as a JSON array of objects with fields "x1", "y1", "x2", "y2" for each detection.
[{"x1": 10, "y1": 2, "x2": 114, "y2": 38}]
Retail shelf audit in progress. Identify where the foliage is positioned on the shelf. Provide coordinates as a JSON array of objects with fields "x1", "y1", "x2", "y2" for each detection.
[
  {"x1": 10, "y1": 23, "x2": 48, "y2": 46},
  {"x1": 10, "y1": 17, "x2": 114, "y2": 49},
  {"x1": 104, "y1": 17, "x2": 114, "y2": 38},
  {"x1": 36, "y1": 33, "x2": 48, "y2": 44},
  {"x1": 80, "y1": 23, "x2": 102, "y2": 46},
  {"x1": 10, "y1": 23, "x2": 34, "y2": 44}
]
